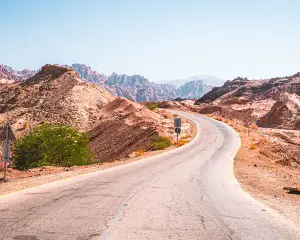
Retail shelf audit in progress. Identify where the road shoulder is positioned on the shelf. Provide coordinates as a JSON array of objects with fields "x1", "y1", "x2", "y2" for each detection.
[{"x1": 0, "y1": 112, "x2": 197, "y2": 196}]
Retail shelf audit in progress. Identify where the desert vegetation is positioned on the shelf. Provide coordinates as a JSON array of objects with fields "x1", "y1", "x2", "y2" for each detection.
[
  {"x1": 145, "y1": 102, "x2": 161, "y2": 110},
  {"x1": 13, "y1": 124, "x2": 94, "y2": 170},
  {"x1": 150, "y1": 136, "x2": 172, "y2": 150}
]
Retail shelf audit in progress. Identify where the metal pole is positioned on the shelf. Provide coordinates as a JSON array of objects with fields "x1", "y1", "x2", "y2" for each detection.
[
  {"x1": 177, "y1": 132, "x2": 179, "y2": 144},
  {"x1": 3, "y1": 142, "x2": 6, "y2": 180},
  {"x1": 3, "y1": 123, "x2": 8, "y2": 180}
]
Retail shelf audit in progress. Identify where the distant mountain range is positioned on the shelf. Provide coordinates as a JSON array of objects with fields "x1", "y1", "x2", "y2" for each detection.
[
  {"x1": 0, "y1": 63, "x2": 217, "y2": 102},
  {"x1": 161, "y1": 75, "x2": 225, "y2": 87},
  {"x1": 0, "y1": 65, "x2": 36, "y2": 81}
]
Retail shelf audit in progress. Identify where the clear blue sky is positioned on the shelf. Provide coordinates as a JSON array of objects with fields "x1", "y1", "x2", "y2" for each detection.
[{"x1": 1, "y1": 0, "x2": 299, "y2": 81}]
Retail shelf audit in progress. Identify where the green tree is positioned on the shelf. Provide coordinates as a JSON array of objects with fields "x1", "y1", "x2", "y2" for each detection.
[{"x1": 13, "y1": 124, "x2": 94, "y2": 170}]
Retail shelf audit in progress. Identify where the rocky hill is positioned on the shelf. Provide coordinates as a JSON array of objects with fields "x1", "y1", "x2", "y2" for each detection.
[
  {"x1": 257, "y1": 93, "x2": 300, "y2": 130},
  {"x1": 176, "y1": 80, "x2": 214, "y2": 99},
  {"x1": 0, "y1": 64, "x2": 173, "y2": 161},
  {"x1": 194, "y1": 73, "x2": 300, "y2": 130},
  {"x1": 88, "y1": 97, "x2": 173, "y2": 161},
  {"x1": 0, "y1": 64, "x2": 114, "y2": 132},
  {"x1": 0, "y1": 64, "x2": 214, "y2": 102},
  {"x1": 195, "y1": 74, "x2": 300, "y2": 104}
]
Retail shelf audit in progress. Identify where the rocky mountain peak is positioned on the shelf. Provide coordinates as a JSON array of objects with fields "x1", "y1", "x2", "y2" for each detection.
[
  {"x1": 232, "y1": 77, "x2": 249, "y2": 82},
  {"x1": 0, "y1": 64, "x2": 36, "y2": 81},
  {"x1": 67, "y1": 64, "x2": 107, "y2": 84},
  {"x1": 22, "y1": 64, "x2": 80, "y2": 86},
  {"x1": 105, "y1": 73, "x2": 149, "y2": 87},
  {"x1": 176, "y1": 80, "x2": 214, "y2": 99}
]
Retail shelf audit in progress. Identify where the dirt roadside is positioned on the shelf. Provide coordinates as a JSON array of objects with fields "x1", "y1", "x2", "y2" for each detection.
[
  {"x1": 203, "y1": 114, "x2": 300, "y2": 226},
  {"x1": 161, "y1": 103, "x2": 300, "y2": 225},
  {"x1": 0, "y1": 111, "x2": 197, "y2": 196}
]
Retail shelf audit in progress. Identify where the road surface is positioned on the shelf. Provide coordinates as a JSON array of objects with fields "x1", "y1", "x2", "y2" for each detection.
[{"x1": 0, "y1": 111, "x2": 299, "y2": 240}]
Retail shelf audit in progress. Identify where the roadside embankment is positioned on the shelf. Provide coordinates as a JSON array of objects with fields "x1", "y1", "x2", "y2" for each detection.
[{"x1": 0, "y1": 110, "x2": 197, "y2": 195}]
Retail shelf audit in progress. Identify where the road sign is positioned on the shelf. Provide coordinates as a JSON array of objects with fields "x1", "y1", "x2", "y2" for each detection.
[
  {"x1": 174, "y1": 118, "x2": 182, "y2": 144},
  {"x1": 0, "y1": 123, "x2": 16, "y2": 141},
  {"x1": 174, "y1": 118, "x2": 182, "y2": 128},
  {"x1": 0, "y1": 123, "x2": 15, "y2": 180},
  {"x1": 175, "y1": 127, "x2": 181, "y2": 134}
]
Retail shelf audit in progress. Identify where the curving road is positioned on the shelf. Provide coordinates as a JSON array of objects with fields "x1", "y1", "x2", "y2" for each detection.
[{"x1": 0, "y1": 111, "x2": 300, "y2": 240}]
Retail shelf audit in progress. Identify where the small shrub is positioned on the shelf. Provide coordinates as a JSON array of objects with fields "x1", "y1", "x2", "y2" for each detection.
[
  {"x1": 251, "y1": 124, "x2": 258, "y2": 130},
  {"x1": 13, "y1": 124, "x2": 94, "y2": 170},
  {"x1": 23, "y1": 121, "x2": 29, "y2": 129},
  {"x1": 227, "y1": 120, "x2": 233, "y2": 126},
  {"x1": 260, "y1": 137, "x2": 270, "y2": 144},
  {"x1": 146, "y1": 103, "x2": 160, "y2": 110},
  {"x1": 180, "y1": 134, "x2": 190, "y2": 140},
  {"x1": 235, "y1": 127, "x2": 242, "y2": 132},
  {"x1": 135, "y1": 149, "x2": 145, "y2": 157},
  {"x1": 175, "y1": 139, "x2": 189, "y2": 147},
  {"x1": 150, "y1": 136, "x2": 172, "y2": 150},
  {"x1": 249, "y1": 144, "x2": 257, "y2": 150}
]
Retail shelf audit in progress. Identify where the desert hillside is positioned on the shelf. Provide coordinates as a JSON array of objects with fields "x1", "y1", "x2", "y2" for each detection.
[
  {"x1": 0, "y1": 64, "x2": 174, "y2": 162},
  {"x1": 0, "y1": 64, "x2": 114, "y2": 134},
  {"x1": 88, "y1": 97, "x2": 173, "y2": 161},
  {"x1": 195, "y1": 73, "x2": 300, "y2": 130}
]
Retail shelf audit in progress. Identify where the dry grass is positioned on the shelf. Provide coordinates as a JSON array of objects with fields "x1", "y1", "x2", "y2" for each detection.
[
  {"x1": 135, "y1": 149, "x2": 145, "y2": 157},
  {"x1": 227, "y1": 119, "x2": 232, "y2": 124},
  {"x1": 214, "y1": 116, "x2": 223, "y2": 121},
  {"x1": 260, "y1": 137, "x2": 270, "y2": 144},
  {"x1": 236, "y1": 127, "x2": 243, "y2": 132},
  {"x1": 251, "y1": 124, "x2": 258, "y2": 130},
  {"x1": 249, "y1": 143, "x2": 257, "y2": 150},
  {"x1": 24, "y1": 121, "x2": 29, "y2": 129},
  {"x1": 174, "y1": 139, "x2": 190, "y2": 147},
  {"x1": 180, "y1": 134, "x2": 191, "y2": 140}
]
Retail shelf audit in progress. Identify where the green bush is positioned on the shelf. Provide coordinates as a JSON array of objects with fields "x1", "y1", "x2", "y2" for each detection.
[
  {"x1": 150, "y1": 136, "x2": 172, "y2": 150},
  {"x1": 146, "y1": 102, "x2": 160, "y2": 110},
  {"x1": 13, "y1": 124, "x2": 94, "y2": 170}
]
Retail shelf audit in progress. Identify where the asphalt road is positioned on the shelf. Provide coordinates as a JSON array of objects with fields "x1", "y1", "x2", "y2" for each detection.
[{"x1": 0, "y1": 111, "x2": 299, "y2": 240}]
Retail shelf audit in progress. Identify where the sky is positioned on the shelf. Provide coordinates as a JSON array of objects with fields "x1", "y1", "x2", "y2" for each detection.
[{"x1": 1, "y1": 0, "x2": 300, "y2": 82}]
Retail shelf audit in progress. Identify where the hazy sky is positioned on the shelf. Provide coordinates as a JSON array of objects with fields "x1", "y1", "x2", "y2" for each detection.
[{"x1": 1, "y1": 0, "x2": 300, "y2": 82}]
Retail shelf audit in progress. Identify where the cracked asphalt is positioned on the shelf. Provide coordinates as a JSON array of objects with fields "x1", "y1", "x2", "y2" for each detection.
[{"x1": 0, "y1": 111, "x2": 300, "y2": 240}]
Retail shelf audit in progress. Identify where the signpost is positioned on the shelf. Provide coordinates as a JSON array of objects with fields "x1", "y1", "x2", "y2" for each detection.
[
  {"x1": 174, "y1": 117, "x2": 182, "y2": 144},
  {"x1": 0, "y1": 123, "x2": 16, "y2": 180}
]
